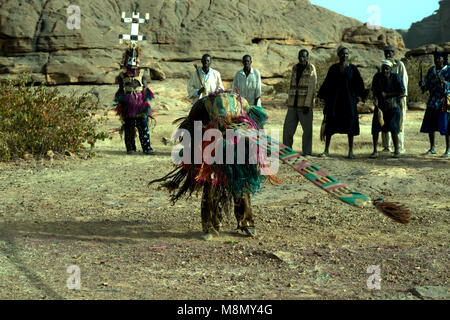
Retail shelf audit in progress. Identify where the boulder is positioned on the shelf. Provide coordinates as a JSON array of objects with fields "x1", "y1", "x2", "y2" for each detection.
[
  {"x1": 405, "y1": 42, "x2": 450, "y2": 58},
  {"x1": 342, "y1": 24, "x2": 405, "y2": 49},
  {"x1": 0, "y1": 52, "x2": 48, "y2": 83},
  {"x1": 411, "y1": 286, "x2": 449, "y2": 299}
]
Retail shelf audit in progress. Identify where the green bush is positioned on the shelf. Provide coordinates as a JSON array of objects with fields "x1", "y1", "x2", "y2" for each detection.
[{"x1": 0, "y1": 76, "x2": 109, "y2": 161}]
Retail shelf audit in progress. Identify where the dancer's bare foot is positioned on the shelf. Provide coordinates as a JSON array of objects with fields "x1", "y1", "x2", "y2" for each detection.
[{"x1": 201, "y1": 227, "x2": 219, "y2": 240}]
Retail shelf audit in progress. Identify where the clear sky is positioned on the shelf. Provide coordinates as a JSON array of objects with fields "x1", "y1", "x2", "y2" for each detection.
[{"x1": 309, "y1": 0, "x2": 441, "y2": 30}]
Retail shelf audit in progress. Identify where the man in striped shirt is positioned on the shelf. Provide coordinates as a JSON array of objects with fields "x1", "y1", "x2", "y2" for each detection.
[{"x1": 283, "y1": 49, "x2": 317, "y2": 156}]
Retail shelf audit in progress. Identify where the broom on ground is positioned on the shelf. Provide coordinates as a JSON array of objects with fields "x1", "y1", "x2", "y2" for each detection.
[{"x1": 373, "y1": 198, "x2": 411, "y2": 225}]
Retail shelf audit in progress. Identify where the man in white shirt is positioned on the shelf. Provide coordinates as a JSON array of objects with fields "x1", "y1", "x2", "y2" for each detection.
[
  {"x1": 232, "y1": 55, "x2": 262, "y2": 106},
  {"x1": 187, "y1": 54, "x2": 224, "y2": 102},
  {"x1": 381, "y1": 45, "x2": 408, "y2": 153}
]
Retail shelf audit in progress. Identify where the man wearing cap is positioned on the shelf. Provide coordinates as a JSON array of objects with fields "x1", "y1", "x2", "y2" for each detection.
[
  {"x1": 370, "y1": 59, "x2": 406, "y2": 159},
  {"x1": 283, "y1": 49, "x2": 317, "y2": 156},
  {"x1": 381, "y1": 45, "x2": 408, "y2": 153}
]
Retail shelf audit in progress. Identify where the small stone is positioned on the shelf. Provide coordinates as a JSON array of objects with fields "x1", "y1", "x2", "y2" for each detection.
[
  {"x1": 270, "y1": 251, "x2": 292, "y2": 262},
  {"x1": 24, "y1": 153, "x2": 33, "y2": 160},
  {"x1": 411, "y1": 286, "x2": 449, "y2": 299},
  {"x1": 103, "y1": 201, "x2": 117, "y2": 206}
]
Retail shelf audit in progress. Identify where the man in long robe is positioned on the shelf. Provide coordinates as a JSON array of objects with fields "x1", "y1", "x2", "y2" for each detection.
[{"x1": 318, "y1": 46, "x2": 368, "y2": 159}]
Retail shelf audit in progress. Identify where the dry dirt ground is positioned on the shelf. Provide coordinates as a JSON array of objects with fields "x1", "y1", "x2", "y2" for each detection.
[{"x1": 0, "y1": 82, "x2": 449, "y2": 300}]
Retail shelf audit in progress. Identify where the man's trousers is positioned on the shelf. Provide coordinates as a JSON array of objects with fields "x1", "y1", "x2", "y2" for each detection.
[
  {"x1": 283, "y1": 107, "x2": 313, "y2": 155},
  {"x1": 124, "y1": 116, "x2": 152, "y2": 153},
  {"x1": 382, "y1": 96, "x2": 407, "y2": 152}
]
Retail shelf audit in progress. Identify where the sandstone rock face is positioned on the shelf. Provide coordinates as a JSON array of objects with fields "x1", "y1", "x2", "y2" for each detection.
[
  {"x1": 402, "y1": 13, "x2": 441, "y2": 49},
  {"x1": 440, "y1": 0, "x2": 450, "y2": 43},
  {"x1": 405, "y1": 42, "x2": 450, "y2": 58},
  {"x1": 401, "y1": 0, "x2": 450, "y2": 49},
  {"x1": 0, "y1": 0, "x2": 405, "y2": 89},
  {"x1": 342, "y1": 24, "x2": 404, "y2": 49}
]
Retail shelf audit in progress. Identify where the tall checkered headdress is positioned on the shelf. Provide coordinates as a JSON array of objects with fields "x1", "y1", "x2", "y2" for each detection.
[{"x1": 118, "y1": 11, "x2": 150, "y2": 69}]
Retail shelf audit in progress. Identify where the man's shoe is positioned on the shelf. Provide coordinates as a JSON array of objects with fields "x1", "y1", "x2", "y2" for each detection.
[
  {"x1": 143, "y1": 149, "x2": 156, "y2": 155},
  {"x1": 381, "y1": 148, "x2": 391, "y2": 153},
  {"x1": 443, "y1": 152, "x2": 450, "y2": 159},
  {"x1": 127, "y1": 150, "x2": 137, "y2": 155},
  {"x1": 423, "y1": 149, "x2": 437, "y2": 156},
  {"x1": 201, "y1": 233, "x2": 214, "y2": 241},
  {"x1": 392, "y1": 152, "x2": 400, "y2": 159},
  {"x1": 369, "y1": 152, "x2": 379, "y2": 159},
  {"x1": 243, "y1": 227, "x2": 257, "y2": 237}
]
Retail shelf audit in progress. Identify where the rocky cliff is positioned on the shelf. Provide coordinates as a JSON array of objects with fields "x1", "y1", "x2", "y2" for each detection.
[
  {"x1": 0, "y1": 0, "x2": 405, "y2": 88},
  {"x1": 400, "y1": 0, "x2": 450, "y2": 49}
]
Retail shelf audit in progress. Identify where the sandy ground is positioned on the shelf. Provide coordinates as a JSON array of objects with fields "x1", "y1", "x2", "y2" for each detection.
[{"x1": 0, "y1": 81, "x2": 449, "y2": 300}]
